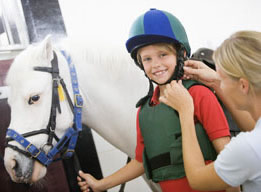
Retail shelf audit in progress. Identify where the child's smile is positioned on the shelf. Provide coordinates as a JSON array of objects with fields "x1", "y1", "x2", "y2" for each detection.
[{"x1": 153, "y1": 68, "x2": 168, "y2": 77}]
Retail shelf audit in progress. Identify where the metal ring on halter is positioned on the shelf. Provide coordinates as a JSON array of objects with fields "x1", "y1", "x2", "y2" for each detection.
[
  {"x1": 49, "y1": 126, "x2": 56, "y2": 132},
  {"x1": 41, "y1": 143, "x2": 53, "y2": 154}
]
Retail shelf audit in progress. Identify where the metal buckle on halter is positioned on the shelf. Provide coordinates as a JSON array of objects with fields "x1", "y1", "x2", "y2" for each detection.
[
  {"x1": 62, "y1": 149, "x2": 75, "y2": 158},
  {"x1": 52, "y1": 77, "x2": 60, "y2": 82},
  {"x1": 65, "y1": 149, "x2": 75, "y2": 154},
  {"x1": 74, "y1": 94, "x2": 83, "y2": 108},
  {"x1": 25, "y1": 143, "x2": 41, "y2": 158}
]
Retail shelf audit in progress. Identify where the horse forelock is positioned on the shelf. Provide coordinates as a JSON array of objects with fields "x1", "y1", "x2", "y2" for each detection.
[
  {"x1": 6, "y1": 45, "x2": 53, "y2": 103},
  {"x1": 7, "y1": 44, "x2": 51, "y2": 82}
]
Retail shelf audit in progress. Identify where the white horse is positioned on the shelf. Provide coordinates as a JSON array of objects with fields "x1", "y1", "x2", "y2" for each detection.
[{"x1": 3, "y1": 36, "x2": 161, "y2": 191}]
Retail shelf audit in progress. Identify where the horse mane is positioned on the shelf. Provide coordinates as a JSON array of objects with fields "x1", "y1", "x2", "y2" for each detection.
[
  {"x1": 59, "y1": 38, "x2": 144, "y2": 82},
  {"x1": 6, "y1": 38, "x2": 148, "y2": 96}
]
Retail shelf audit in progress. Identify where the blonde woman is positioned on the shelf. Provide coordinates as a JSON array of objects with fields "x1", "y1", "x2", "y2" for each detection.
[{"x1": 160, "y1": 30, "x2": 261, "y2": 191}]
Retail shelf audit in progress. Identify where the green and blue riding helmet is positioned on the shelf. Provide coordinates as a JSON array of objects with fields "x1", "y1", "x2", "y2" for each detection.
[{"x1": 125, "y1": 8, "x2": 191, "y2": 106}]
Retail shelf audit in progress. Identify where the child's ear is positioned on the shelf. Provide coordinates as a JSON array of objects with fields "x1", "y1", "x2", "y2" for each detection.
[{"x1": 239, "y1": 78, "x2": 250, "y2": 95}]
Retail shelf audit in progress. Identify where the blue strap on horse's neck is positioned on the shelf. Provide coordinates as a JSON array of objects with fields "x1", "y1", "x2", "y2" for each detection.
[
  {"x1": 60, "y1": 50, "x2": 83, "y2": 158},
  {"x1": 6, "y1": 50, "x2": 83, "y2": 166}
]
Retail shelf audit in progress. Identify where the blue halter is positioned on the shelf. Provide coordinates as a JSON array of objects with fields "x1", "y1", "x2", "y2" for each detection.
[{"x1": 6, "y1": 51, "x2": 83, "y2": 166}]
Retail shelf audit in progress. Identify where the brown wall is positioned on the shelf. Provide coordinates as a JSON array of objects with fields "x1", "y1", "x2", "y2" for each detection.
[{"x1": 0, "y1": 59, "x2": 13, "y2": 86}]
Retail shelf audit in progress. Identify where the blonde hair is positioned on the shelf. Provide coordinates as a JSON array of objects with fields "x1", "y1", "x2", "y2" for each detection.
[
  {"x1": 137, "y1": 42, "x2": 178, "y2": 66},
  {"x1": 213, "y1": 30, "x2": 261, "y2": 92}
]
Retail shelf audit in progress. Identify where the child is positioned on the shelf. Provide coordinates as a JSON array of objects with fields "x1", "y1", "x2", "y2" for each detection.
[{"x1": 78, "y1": 8, "x2": 232, "y2": 192}]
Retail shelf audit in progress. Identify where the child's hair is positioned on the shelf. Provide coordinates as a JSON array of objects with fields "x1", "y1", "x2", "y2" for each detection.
[
  {"x1": 136, "y1": 42, "x2": 180, "y2": 67},
  {"x1": 213, "y1": 30, "x2": 261, "y2": 92}
]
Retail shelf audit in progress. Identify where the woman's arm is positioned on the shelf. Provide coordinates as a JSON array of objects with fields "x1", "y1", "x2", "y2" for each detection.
[
  {"x1": 206, "y1": 137, "x2": 240, "y2": 192},
  {"x1": 179, "y1": 110, "x2": 231, "y2": 190},
  {"x1": 77, "y1": 159, "x2": 144, "y2": 192}
]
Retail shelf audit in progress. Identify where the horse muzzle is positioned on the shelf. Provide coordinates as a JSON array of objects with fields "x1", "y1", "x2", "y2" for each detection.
[{"x1": 4, "y1": 147, "x2": 47, "y2": 183}]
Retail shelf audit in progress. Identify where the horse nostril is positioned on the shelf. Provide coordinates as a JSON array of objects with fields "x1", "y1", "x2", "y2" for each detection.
[
  {"x1": 10, "y1": 159, "x2": 16, "y2": 169},
  {"x1": 11, "y1": 159, "x2": 23, "y2": 178}
]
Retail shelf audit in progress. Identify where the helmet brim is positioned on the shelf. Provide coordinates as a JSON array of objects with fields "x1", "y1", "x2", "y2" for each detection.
[{"x1": 126, "y1": 34, "x2": 179, "y2": 59}]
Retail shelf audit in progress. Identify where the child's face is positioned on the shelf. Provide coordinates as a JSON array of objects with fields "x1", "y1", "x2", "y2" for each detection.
[{"x1": 139, "y1": 44, "x2": 177, "y2": 85}]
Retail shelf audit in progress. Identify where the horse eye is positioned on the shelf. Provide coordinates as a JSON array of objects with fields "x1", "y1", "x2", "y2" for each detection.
[{"x1": 28, "y1": 95, "x2": 40, "y2": 105}]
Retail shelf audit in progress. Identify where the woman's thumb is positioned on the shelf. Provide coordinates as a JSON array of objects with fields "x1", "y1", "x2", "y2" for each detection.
[{"x1": 159, "y1": 96, "x2": 167, "y2": 104}]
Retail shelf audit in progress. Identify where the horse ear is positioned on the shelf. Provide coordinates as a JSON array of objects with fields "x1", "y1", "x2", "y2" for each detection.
[{"x1": 40, "y1": 35, "x2": 53, "y2": 62}]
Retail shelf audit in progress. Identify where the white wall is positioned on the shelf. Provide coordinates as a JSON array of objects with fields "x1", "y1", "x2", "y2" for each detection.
[
  {"x1": 58, "y1": 0, "x2": 261, "y2": 53},
  {"x1": 57, "y1": 1, "x2": 261, "y2": 191}
]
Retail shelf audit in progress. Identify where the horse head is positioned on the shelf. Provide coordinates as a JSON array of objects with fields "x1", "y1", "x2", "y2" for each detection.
[{"x1": 4, "y1": 36, "x2": 79, "y2": 183}]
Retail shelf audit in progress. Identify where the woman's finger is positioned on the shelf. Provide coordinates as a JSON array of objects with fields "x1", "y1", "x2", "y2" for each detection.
[
  {"x1": 184, "y1": 60, "x2": 199, "y2": 68},
  {"x1": 177, "y1": 79, "x2": 183, "y2": 85},
  {"x1": 184, "y1": 66, "x2": 202, "y2": 77}
]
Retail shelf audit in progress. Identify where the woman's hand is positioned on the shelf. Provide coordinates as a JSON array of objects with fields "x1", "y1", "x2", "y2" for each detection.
[
  {"x1": 77, "y1": 171, "x2": 103, "y2": 192},
  {"x1": 184, "y1": 60, "x2": 220, "y2": 90},
  {"x1": 160, "y1": 80, "x2": 194, "y2": 115}
]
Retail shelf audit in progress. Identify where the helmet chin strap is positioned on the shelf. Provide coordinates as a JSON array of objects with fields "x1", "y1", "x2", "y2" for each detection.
[{"x1": 135, "y1": 70, "x2": 178, "y2": 108}]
